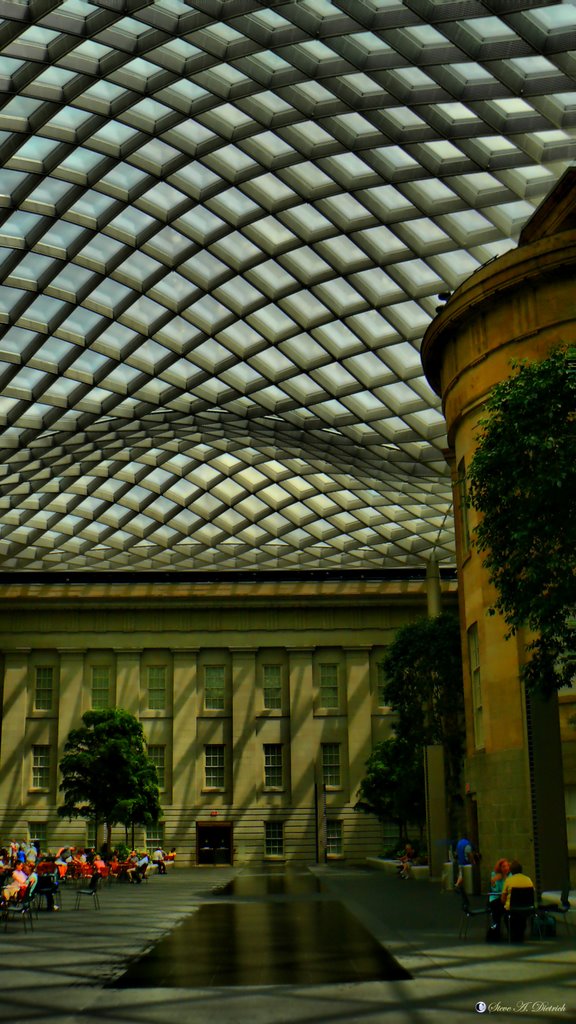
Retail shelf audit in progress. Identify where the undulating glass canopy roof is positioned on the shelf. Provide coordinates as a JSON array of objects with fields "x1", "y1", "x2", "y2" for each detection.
[{"x1": 0, "y1": 0, "x2": 575, "y2": 572}]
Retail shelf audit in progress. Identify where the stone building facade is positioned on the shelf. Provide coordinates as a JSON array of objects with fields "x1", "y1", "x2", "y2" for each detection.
[{"x1": 0, "y1": 572, "x2": 457, "y2": 865}]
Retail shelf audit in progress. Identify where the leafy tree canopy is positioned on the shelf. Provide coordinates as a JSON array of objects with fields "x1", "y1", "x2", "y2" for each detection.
[
  {"x1": 467, "y1": 348, "x2": 576, "y2": 694},
  {"x1": 58, "y1": 708, "x2": 161, "y2": 847},
  {"x1": 357, "y1": 613, "x2": 465, "y2": 842},
  {"x1": 356, "y1": 736, "x2": 425, "y2": 841},
  {"x1": 379, "y1": 612, "x2": 464, "y2": 750}
]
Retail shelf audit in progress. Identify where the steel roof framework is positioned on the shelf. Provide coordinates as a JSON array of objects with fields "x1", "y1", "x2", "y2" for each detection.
[{"x1": 0, "y1": 0, "x2": 574, "y2": 572}]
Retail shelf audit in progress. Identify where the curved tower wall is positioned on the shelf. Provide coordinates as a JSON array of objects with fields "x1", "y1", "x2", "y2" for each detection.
[{"x1": 422, "y1": 177, "x2": 576, "y2": 888}]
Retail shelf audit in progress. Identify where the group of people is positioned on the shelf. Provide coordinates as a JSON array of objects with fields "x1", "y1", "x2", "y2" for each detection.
[
  {"x1": 487, "y1": 857, "x2": 535, "y2": 942},
  {"x1": 0, "y1": 840, "x2": 177, "y2": 912},
  {"x1": 455, "y1": 836, "x2": 536, "y2": 942}
]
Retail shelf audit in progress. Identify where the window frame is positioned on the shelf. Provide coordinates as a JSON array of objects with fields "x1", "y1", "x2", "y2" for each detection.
[
  {"x1": 262, "y1": 663, "x2": 282, "y2": 710},
  {"x1": 147, "y1": 743, "x2": 166, "y2": 789},
  {"x1": 204, "y1": 665, "x2": 226, "y2": 711},
  {"x1": 91, "y1": 664, "x2": 111, "y2": 709},
  {"x1": 31, "y1": 744, "x2": 51, "y2": 790},
  {"x1": 34, "y1": 665, "x2": 54, "y2": 712},
  {"x1": 326, "y1": 818, "x2": 343, "y2": 857},
  {"x1": 318, "y1": 662, "x2": 339, "y2": 709},
  {"x1": 147, "y1": 664, "x2": 167, "y2": 711},
  {"x1": 321, "y1": 741, "x2": 341, "y2": 788},
  {"x1": 468, "y1": 622, "x2": 484, "y2": 750},
  {"x1": 204, "y1": 743, "x2": 225, "y2": 790},
  {"x1": 264, "y1": 821, "x2": 284, "y2": 857},
  {"x1": 263, "y1": 743, "x2": 283, "y2": 790}
]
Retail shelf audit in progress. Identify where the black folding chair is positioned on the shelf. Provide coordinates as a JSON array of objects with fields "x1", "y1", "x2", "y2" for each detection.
[
  {"x1": 74, "y1": 871, "x2": 101, "y2": 910},
  {"x1": 505, "y1": 886, "x2": 537, "y2": 942},
  {"x1": 456, "y1": 885, "x2": 490, "y2": 939},
  {"x1": 2, "y1": 880, "x2": 36, "y2": 932}
]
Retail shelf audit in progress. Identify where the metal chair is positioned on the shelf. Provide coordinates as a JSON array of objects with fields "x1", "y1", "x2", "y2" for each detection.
[
  {"x1": 456, "y1": 884, "x2": 490, "y2": 939},
  {"x1": 2, "y1": 880, "x2": 36, "y2": 932},
  {"x1": 74, "y1": 871, "x2": 101, "y2": 910},
  {"x1": 505, "y1": 886, "x2": 537, "y2": 942},
  {"x1": 538, "y1": 886, "x2": 572, "y2": 935}
]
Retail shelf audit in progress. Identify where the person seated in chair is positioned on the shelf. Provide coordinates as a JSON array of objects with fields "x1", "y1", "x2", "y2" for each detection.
[
  {"x1": 501, "y1": 860, "x2": 534, "y2": 941},
  {"x1": 128, "y1": 851, "x2": 150, "y2": 883},
  {"x1": 152, "y1": 846, "x2": 167, "y2": 874},
  {"x1": 2, "y1": 862, "x2": 29, "y2": 902},
  {"x1": 397, "y1": 842, "x2": 416, "y2": 879},
  {"x1": 487, "y1": 858, "x2": 510, "y2": 941},
  {"x1": 36, "y1": 860, "x2": 60, "y2": 911}
]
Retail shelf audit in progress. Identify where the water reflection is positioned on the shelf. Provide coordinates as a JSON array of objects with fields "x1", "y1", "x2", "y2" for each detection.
[
  {"x1": 216, "y1": 871, "x2": 322, "y2": 898},
  {"x1": 112, "y1": 888, "x2": 410, "y2": 987}
]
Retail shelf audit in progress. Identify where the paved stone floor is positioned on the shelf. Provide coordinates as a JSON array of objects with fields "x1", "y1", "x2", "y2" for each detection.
[{"x1": 0, "y1": 866, "x2": 574, "y2": 1024}]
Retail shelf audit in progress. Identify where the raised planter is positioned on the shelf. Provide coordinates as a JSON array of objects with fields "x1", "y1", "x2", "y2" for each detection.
[{"x1": 367, "y1": 857, "x2": 430, "y2": 880}]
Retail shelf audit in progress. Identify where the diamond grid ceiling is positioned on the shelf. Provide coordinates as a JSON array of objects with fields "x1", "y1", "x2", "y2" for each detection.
[{"x1": 0, "y1": 1, "x2": 575, "y2": 572}]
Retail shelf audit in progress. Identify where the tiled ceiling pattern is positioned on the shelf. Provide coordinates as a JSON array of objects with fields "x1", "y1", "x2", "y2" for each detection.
[{"x1": 0, "y1": 1, "x2": 575, "y2": 572}]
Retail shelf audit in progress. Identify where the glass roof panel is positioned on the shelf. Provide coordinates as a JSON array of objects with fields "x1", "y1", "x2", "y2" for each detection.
[{"x1": 0, "y1": 0, "x2": 573, "y2": 571}]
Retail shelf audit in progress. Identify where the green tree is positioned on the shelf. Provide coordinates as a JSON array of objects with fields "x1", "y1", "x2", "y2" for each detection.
[
  {"x1": 114, "y1": 750, "x2": 162, "y2": 849},
  {"x1": 356, "y1": 736, "x2": 425, "y2": 842},
  {"x1": 356, "y1": 613, "x2": 465, "y2": 841},
  {"x1": 467, "y1": 348, "x2": 576, "y2": 694},
  {"x1": 58, "y1": 708, "x2": 161, "y2": 850}
]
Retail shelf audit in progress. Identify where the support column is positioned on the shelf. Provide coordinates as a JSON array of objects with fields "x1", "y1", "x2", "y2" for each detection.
[
  {"x1": 231, "y1": 649, "x2": 257, "y2": 808},
  {"x1": 426, "y1": 556, "x2": 442, "y2": 618},
  {"x1": 425, "y1": 555, "x2": 449, "y2": 881},
  {"x1": 57, "y1": 650, "x2": 86, "y2": 756},
  {"x1": 172, "y1": 650, "x2": 198, "y2": 807},
  {"x1": 116, "y1": 651, "x2": 141, "y2": 716},
  {"x1": 288, "y1": 648, "x2": 318, "y2": 860},
  {"x1": 0, "y1": 650, "x2": 30, "y2": 811},
  {"x1": 344, "y1": 648, "x2": 371, "y2": 802}
]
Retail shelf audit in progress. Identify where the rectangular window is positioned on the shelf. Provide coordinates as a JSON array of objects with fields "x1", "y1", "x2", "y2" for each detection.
[
  {"x1": 467, "y1": 622, "x2": 484, "y2": 749},
  {"x1": 376, "y1": 663, "x2": 387, "y2": 707},
  {"x1": 147, "y1": 665, "x2": 166, "y2": 710},
  {"x1": 28, "y1": 822, "x2": 47, "y2": 849},
  {"x1": 263, "y1": 664, "x2": 282, "y2": 710},
  {"x1": 264, "y1": 744, "x2": 283, "y2": 789},
  {"x1": 265, "y1": 821, "x2": 284, "y2": 857},
  {"x1": 205, "y1": 744, "x2": 225, "y2": 789},
  {"x1": 319, "y1": 663, "x2": 339, "y2": 709},
  {"x1": 32, "y1": 745, "x2": 50, "y2": 789},
  {"x1": 326, "y1": 819, "x2": 343, "y2": 856},
  {"x1": 91, "y1": 666, "x2": 110, "y2": 709},
  {"x1": 457, "y1": 457, "x2": 471, "y2": 556},
  {"x1": 34, "y1": 666, "x2": 53, "y2": 711},
  {"x1": 322, "y1": 742, "x2": 341, "y2": 787},
  {"x1": 146, "y1": 822, "x2": 165, "y2": 852},
  {"x1": 148, "y1": 744, "x2": 166, "y2": 789},
  {"x1": 205, "y1": 666, "x2": 225, "y2": 710}
]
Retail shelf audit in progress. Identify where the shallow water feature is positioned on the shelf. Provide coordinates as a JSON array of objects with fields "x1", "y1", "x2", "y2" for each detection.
[{"x1": 111, "y1": 871, "x2": 411, "y2": 987}]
